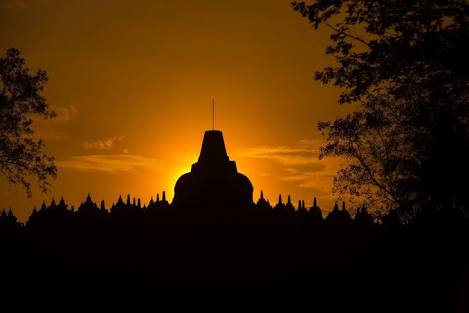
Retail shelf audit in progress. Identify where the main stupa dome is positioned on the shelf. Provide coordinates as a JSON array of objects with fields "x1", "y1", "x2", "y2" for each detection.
[{"x1": 173, "y1": 130, "x2": 253, "y2": 212}]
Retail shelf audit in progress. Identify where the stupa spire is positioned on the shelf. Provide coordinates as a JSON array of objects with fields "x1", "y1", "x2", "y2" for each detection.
[{"x1": 212, "y1": 97, "x2": 215, "y2": 130}]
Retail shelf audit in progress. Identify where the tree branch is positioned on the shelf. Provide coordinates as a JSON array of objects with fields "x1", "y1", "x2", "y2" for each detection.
[
  {"x1": 324, "y1": 22, "x2": 370, "y2": 47},
  {"x1": 352, "y1": 143, "x2": 400, "y2": 206}
]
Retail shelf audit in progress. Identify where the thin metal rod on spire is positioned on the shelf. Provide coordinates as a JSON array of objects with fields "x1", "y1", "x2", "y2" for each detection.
[{"x1": 212, "y1": 97, "x2": 215, "y2": 130}]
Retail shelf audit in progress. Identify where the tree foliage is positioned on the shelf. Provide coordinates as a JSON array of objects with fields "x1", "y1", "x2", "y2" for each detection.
[
  {"x1": 0, "y1": 48, "x2": 57, "y2": 196},
  {"x1": 292, "y1": 0, "x2": 469, "y2": 213}
]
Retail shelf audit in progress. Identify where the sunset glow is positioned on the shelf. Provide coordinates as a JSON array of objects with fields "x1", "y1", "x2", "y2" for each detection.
[{"x1": 0, "y1": 0, "x2": 354, "y2": 221}]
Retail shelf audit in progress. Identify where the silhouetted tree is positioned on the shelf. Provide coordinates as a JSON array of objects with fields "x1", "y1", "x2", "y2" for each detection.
[
  {"x1": 292, "y1": 1, "x2": 469, "y2": 216},
  {"x1": 0, "y1": 48, "x2": 57, "y2": 196},
  {"x1": 381, "y1": 208, "x2": 402, "y2": 228}
]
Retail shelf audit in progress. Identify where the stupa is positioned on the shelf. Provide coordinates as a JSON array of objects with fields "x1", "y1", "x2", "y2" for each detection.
[{"x1": 173, "y1": 130, "x2": 253, "y2": 212}]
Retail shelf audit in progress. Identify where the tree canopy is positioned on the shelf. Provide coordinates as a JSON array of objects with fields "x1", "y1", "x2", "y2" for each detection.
[
  {"x1": 0, "y1": 48, "x2": 57, "y2": 197},
  {"x1": 292, "y1": 0, "x2": 469, "y2": 215}
]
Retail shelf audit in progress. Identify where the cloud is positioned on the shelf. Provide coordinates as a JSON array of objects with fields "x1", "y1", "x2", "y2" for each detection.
[
  {"x1": 33, "y1": 104, "x2": 77, "y2": 124},
  {"x1": 82, "y1": 136, "x2": 126, "y2": 150},
  {"x1": 57, "y1": 154, "x2": 161, "y2": 172},
  {"x1": 238, "y1": 139, "x2": 322, "y2": 166},
  {"x1": 33, "y1": 130, "x2": 68, "y2": 141},
  {"x1": 239, "y1": 140, "x2": 341, "y2": 195},
  {"x1": 30, "y1": 105, "x2": 77, "y2": 141},
  {"x1": 52, "y1": 104, "x2": 78, "y2": 122},
  {"x1": 281, "y1": 170, "x2": 327, "y2": 182},
  {"x1": 281, "y1": 167, "x2": 334, "y2": 191},
  {"x1": 291, "y1": 167, "x2": 338, "y2": 196}
]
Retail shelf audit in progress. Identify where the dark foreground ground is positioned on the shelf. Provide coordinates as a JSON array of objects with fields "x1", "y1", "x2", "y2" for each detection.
[{"x1": 1, "y1": 213, "x2": 468, "y2": 312}]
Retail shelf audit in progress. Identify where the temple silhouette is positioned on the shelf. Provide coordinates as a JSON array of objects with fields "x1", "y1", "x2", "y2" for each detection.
[
  {"x1": 1, "y1": 130, "x2": 468, "y2": 313},
  {"x1": 173, "y1": 130, "x2": 253, "y2": 215}
]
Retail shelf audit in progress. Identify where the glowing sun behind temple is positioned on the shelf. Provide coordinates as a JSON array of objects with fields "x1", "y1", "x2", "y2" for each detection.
[{"x1": 0, "y1": 0, "x2": 352, "y2": 221}]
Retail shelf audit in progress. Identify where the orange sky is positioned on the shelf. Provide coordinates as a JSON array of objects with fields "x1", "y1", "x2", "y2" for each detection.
[{"x1": 0, "y1": 0, "x2": 353, "y2": 221}]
